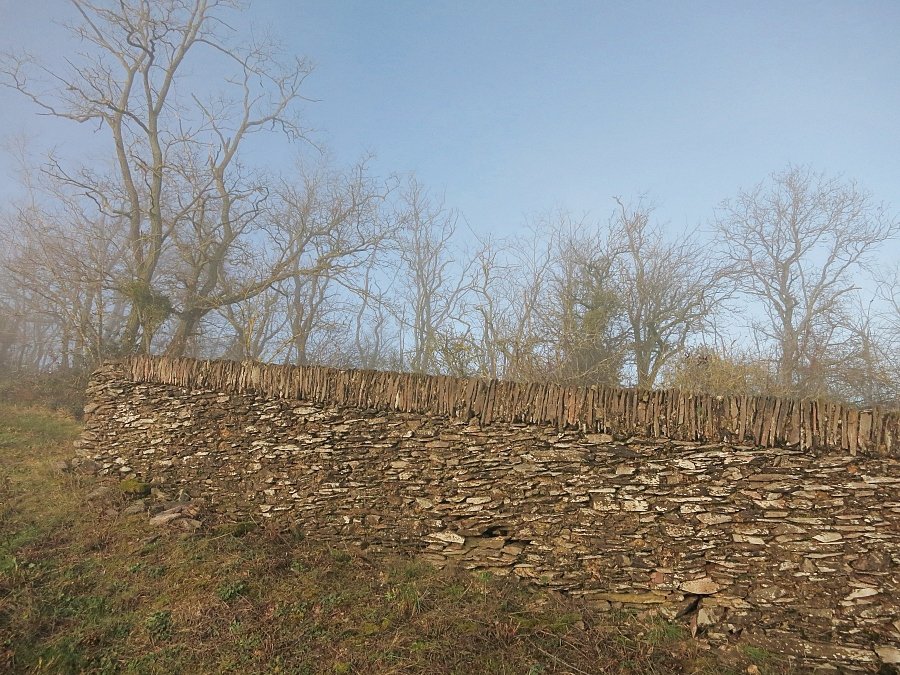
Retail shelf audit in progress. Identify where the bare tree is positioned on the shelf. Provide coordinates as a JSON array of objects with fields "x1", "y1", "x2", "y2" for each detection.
[
  {"x1": 218, "y1": 287, "x2": 288, "y2": 361},
  {"x1": 610, "y1": 198, "x2": 725, "y2": 388},
  {"x1": 352, "y1": 257, "x2": 399, "y2": 371},
  {"x1": 462, "y1": 212, "x2": 627, "y2": 387},
  {"x1": 393, "y1": 178, "x2": 473, "y2": 374},
  {"x1": 869, "y1": 263, "x2": 900, "y2": 406},
  {"x1": 1, "y1": 199, "x2": 128, "y2": 368},
  {"x1": 1, "y1": 0, "x2": 312, "y2": 356},
  {"x1": 501, "y1": 204, "x2": 719, "y2": 389},
  {"x1": 273, "y1": 160, "x2": 395, "y2": 366},
  {"x1": 463, "y1": 227, "x2": 558, "y2": 382},
  {"x1": 825, "y1": 297, "x2": 899, "y2": 406},
  {"x1": 715, "y1": 166, "x2": 898, "y2": 397},
  {"x1": 879, "y1": 263, "x2": 900, "y2": 339},
  {"x1": 540, "y1": 214, "x2": 625, "y2": 386},
  {"x1": 466, "y1": 236, "x2": 512, "y2": 378}
]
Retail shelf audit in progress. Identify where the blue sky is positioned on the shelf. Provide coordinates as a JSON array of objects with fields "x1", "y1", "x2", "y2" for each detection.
[{"x1": 2, "y1": 0, "x2": 899, "y2": 248}]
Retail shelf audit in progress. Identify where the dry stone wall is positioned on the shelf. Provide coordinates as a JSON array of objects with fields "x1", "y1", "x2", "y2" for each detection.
[
  {"x1": 77, "y1": 358, "x2": 900, "y2": 671},
  {"x1": 125, "y1": 356, "x2": 900, "y2": 456}
]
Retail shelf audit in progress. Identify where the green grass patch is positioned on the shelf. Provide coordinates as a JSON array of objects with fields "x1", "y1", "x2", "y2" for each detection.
[
  {"x1": 217, "y1": 580, "x2": 250, "y2": 603},
  {"x1": 0, "y1": 405, "x2": 82, "y2": 448}
]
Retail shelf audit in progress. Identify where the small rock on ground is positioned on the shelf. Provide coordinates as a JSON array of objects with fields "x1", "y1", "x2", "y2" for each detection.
[
  {"x1": 86, "y1": 485, "x2": 115, "y2": 501},
  {"x1": 122, "y1": 499, "x2": 148, "y2": 515},
  {"x1": 52, "y1": 460, "x2": 71, "y2": 473},
  {"x1": 75, "y1": 459, "x2": 102, "y2": 475}
]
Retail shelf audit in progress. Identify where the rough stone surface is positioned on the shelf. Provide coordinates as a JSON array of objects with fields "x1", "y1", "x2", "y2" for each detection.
[
  {"x1": 85, "y1": 485, "x2": 116, "y2": 502},
  {"x1": 875, "y1": 645, "x2": 900, "y2": 664},
  {"x1": 122, "y1": 499, "x2": 148, "y2": 516},
  {"x1": 78, "y1": 362, "x2": 900, "y2": 671},
  {"x1": 74, "y1": 458, "x2": 102, "y2": 474}
]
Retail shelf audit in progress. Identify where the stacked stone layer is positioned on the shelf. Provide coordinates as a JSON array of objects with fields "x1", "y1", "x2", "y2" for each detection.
[
  {"x1": 124, "y1": 355, "x2": 900, "y2": 456},
  {"x1": 77, "y1": 360, "x2": 900, "y2": 671}
]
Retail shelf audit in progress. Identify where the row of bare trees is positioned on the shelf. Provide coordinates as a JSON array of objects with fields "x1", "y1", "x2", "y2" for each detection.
[{"x1": 1, "y1": 0, "x2": 899, "y2": 406}]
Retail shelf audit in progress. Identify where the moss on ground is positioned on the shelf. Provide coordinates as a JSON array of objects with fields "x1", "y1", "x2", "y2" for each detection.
[
  {"x1": 119, "y1": 478, "x2": 152, "y2": 497},
  {"x1": 0, "y1": 402, "x2": 793, "y2": 674}
]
